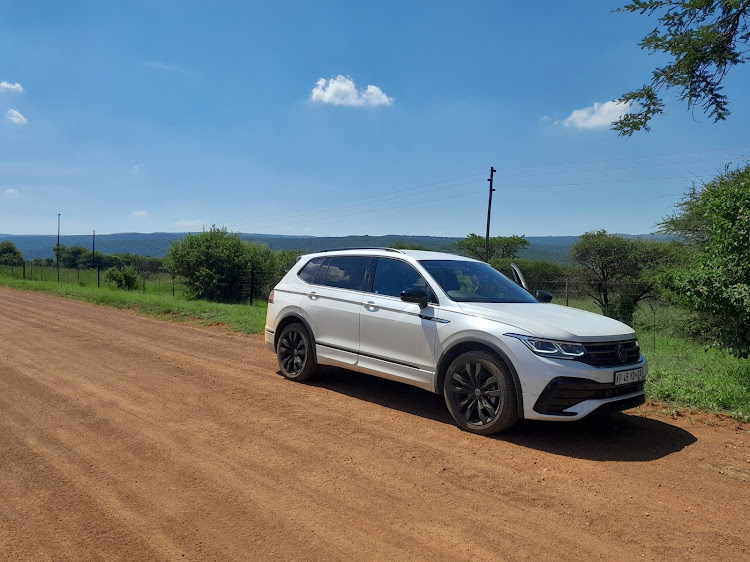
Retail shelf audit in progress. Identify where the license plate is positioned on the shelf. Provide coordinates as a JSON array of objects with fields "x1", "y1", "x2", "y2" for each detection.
[{"x1": 614, "y1": 367, "x2": 644, "y2": 385}]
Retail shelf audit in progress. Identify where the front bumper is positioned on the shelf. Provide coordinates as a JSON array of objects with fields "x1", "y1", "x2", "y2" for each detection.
[{"x1": 532, "y1": 376, "x2": 646, "y2": 417}]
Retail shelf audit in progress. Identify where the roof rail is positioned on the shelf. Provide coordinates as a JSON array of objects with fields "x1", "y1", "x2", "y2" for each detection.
[{"x1": 311, "y1": 247, "x2": 406, "y2": 254}]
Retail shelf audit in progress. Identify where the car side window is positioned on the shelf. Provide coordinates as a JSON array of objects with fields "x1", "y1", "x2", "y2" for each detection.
[
  {"x1": 372, "y1": 258, "x2": 436, "y2": 303},
  {"x1": 298, "y1": 257, "x2": 325, "y2": 284},
  {"x1": 321, "y1": 256, "x2": 370, "y2": 291}
]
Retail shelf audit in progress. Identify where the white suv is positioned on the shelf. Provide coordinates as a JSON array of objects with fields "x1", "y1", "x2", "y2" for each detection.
[{"x1": 265, "y1": 248, "x2": 647, "y2": 435}]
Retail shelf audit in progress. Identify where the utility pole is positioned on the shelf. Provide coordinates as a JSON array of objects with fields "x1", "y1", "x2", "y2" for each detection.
[
  {"x1": 93, "y1": 230, "x2": 99, "y2": 287},
  {"x1": 57, "y1": 213, "x2": 61, "y2": 281},
  {"x1": 485, "y1": 167, "x2": 496, "y2": 263}
]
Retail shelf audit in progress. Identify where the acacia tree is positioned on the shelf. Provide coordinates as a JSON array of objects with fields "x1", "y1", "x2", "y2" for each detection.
[
  {"x1": 662, "y1": 165, "x2": 750, "y2": 355},
  {"x1": 614, "y1": 1, "x2": 750, "y2": 135},
  {"x1": 571, "y1": 230, "x2": 676, "y2": 323},
  {"x1": 454, "y1": 233, "x2": 529, "y2": 262}
]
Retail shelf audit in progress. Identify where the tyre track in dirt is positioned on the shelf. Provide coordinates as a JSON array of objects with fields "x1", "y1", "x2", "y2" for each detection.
[{"x1": 1, "y1": 287, "x2": 749, "y2": 561}]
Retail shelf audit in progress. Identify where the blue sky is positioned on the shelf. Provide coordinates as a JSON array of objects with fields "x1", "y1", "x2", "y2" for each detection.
[{"x1": 1, "y1": 0, "x2": 748, "y2": 237}]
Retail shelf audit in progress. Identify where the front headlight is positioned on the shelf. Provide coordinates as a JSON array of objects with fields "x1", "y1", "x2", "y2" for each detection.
[{"x1": 506, "y1": 334, "x2": 586, "y2": 360}]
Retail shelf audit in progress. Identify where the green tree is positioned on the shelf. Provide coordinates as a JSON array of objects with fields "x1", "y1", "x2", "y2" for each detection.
[
  {"x1": 104, "y1": 265, "x2": 140, "y2": 291},
  {"x1": 614, "y1": 1, "x2": 750, "y2": 135},
  {"x1": 454, "y1": 233, "x2": 530, "y2": 261},
  {"x1": 571, "y1": 230, "x2": 677, "y2": 323},
  {"x1": 165, "y1": 226, "x2": 260, "y2": 301},
  {"x1": 0, "y1": 241, "x2": 24, "y2": 266},
  {"x1": 662, "y1": 165, "x2": 750, "y2": 355}
]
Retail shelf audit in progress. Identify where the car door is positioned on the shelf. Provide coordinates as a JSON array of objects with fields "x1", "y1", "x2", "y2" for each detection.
[
  {"x1": 302, "y1": 255, "x2": 371, "y2": 369},
  {"x1": 357, "y1": 257, "x2": 439, "y2": 390}
]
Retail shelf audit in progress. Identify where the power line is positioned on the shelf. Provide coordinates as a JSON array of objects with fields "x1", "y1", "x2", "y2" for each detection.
[
  {"x1": 208, "y1": 147, "x2": 746, "y2": 233},
  {"x1": 241, "y1": 173, "x2": 711, "y2": 232},
  {"x1": 227, "y1": 178, "x2": 486, "y2": 229}
]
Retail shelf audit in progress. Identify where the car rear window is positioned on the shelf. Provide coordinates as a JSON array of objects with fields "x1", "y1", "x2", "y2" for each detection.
[{"x1": 298, "y1": 257, "x2": 325, "y2": 283}]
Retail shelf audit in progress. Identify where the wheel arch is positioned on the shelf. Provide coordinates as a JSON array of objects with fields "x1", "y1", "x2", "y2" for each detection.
[
  {"x1": 436, "y1": 339, "x2": 524, "y2": 418},
  {"x1": 274, "y1": 312, "x2": 318, "y2": 362}
]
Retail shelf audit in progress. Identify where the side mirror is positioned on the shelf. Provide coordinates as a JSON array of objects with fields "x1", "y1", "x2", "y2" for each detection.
[
  {"x1": 400, "y1": 287, "x2": 428, "y2": 309},
  {"x1": 535, "y1": 290, "x2": 553, "y2": 303}
]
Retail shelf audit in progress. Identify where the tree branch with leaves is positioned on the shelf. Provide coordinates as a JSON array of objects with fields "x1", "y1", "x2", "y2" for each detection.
[{"x1": 614, "y1": 0, "x2": 750, "y2": 135}]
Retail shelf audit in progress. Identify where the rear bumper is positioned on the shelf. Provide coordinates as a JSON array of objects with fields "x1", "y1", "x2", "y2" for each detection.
[{"x1": 264, "y1": 328, "x2": 275, "y2": 352}]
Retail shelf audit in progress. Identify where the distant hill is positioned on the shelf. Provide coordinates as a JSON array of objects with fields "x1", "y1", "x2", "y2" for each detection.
[{"x1": 0, "y1": 232, "x2": 672, "y2": 264}]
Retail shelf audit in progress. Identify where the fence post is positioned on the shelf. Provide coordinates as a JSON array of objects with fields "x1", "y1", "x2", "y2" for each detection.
[
  {"x1": 142, "y1": 277, "x2": 146, "y2": 293},
  {"x1": 23, "y1": 262, "x2": 26, "y2": 280},
  {"x1": 565, "y1": 279, "x2": 569, "y2": 307},
  {"x1": 249, "y1": 267, "x2": 255, "y2": 305}
]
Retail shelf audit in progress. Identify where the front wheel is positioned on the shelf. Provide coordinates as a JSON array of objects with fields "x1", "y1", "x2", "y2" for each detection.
[
  {"x1": 276, "y1": 323, "x2": 318, "y2": 381},
  {"x1": 443, "y1": 351, "x2": 519, "y2": 435}
]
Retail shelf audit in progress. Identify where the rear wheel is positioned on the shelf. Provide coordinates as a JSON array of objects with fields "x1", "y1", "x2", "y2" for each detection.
[
  {"x1": 277, "y1": 323, "x2": 318, "y2": 381},
  {"x1": 443, "y1": 351, "x2": 518, "y2": 435}
]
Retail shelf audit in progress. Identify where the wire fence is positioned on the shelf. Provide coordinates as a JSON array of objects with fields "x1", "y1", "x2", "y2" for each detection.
[{"x1": 0, "y1": 262, "x2": 282, "y2": 304}]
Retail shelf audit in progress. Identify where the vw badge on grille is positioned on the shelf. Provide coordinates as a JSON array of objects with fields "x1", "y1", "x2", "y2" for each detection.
[{"x1": 615, "y1": 344, "x2": 628, "y2": 363}]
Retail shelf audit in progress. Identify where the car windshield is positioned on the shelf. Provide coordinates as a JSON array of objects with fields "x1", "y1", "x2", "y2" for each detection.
[{"x1": 419, "y1": 260, "x2": 538, "y2": 303}]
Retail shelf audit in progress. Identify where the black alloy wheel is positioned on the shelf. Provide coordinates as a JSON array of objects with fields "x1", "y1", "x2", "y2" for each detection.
[
  {"x1": 443, "y1": 351, "x2": 518, "y2": 434},
  {"x1": 277, "y1": 323, "x2": 318, "y2": 381}
]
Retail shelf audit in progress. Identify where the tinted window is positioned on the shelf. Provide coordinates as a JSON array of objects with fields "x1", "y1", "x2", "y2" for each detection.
[
  {"x1": 419, "y1": 260, "x2": 537, "y2": 303},
  {"x1": 298, "y1": 257, "x2": 325, "y2": 283},
  {"x1": 322, "y1": 256, "x2": 370, "y2": 291},
  {"x1": 372, "y1": 258, "x2": 429, "y2": 299}
]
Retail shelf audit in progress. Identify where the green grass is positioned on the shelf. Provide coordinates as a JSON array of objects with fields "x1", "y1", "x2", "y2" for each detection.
[{"x1": 0, "y1": 274, "x2": 267, "y2": 334}]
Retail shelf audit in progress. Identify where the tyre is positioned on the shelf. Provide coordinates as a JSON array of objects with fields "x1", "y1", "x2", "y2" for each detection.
[
  {"x1": 443, "y1": 351, "x2": 519, "y2": 435},
  {"x1": 276, "y1": 323, "x2": 318, "y2": 381}
]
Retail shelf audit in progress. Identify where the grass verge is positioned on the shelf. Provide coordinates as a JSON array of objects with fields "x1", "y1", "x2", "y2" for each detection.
[{"x1": 0, "y1": 275, "x2": 267, "y2": 334}]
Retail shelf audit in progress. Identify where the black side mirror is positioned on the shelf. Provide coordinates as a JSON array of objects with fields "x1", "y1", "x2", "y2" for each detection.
[
  {"x1": 535, "y1": 290, "x2": 553, "y2": 303},
  {"x1": 400, "y1": 287, "x2": 428, "y2": 309}
]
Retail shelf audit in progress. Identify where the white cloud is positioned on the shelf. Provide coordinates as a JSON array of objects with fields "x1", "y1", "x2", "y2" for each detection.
[
  {"x1": 175, "y1": 219, "x2": 203, "y2": 230},
  {"x1": 3, "y1": 188, "x2": 19, "y2": 198},
  {"x1": 557, "y1": 100, "x2": 632, "y2": 129},
  {"x1": 132, "y1": 163, "x2": 144, "y2": 176},
  {"x1": 539, "y1": 115, "x2": 551, "y2": 121},
  {"x1": 132, "y1": 210, "x2": 148, "y2": 217},
  {"x1": 311, "y1": 75, "x2": 393, "y2": 107},
  {"x1": 0, "y1": 81, "x2": 23, "y2": 94},
  {"x1": 6, "y1": 109, "x2": 28, "y2": 125}
]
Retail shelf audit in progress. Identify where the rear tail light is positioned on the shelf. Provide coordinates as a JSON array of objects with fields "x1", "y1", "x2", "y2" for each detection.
[{"x1": 268, "y1": 290, "x2": 275, "y2": 304}]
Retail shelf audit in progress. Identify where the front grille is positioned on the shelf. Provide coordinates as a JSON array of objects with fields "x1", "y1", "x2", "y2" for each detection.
[
  {"x1": 533, "y1": 377, "x2": 645, "y2": 416},
  {"x1": 577, "y1": 339, "x2": 641, "y2": 367}
]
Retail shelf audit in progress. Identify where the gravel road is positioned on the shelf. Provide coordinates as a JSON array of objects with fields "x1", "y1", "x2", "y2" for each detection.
[{"x1": 1, "y1": 287, "x2": 749, "y2": 561}]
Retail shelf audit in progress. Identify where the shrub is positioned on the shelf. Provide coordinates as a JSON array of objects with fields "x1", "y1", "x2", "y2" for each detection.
[{"x1": 104, "y1": 265, "x2": 140, "y2": 291}]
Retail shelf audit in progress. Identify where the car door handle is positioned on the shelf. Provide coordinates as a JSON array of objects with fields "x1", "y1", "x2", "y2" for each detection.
[
  {"x1": 308, "y1": 291, "x2": 319, "y2": 300},
  {"x1": 363, "y1": 301, "x2": 378, "y2": 311}
]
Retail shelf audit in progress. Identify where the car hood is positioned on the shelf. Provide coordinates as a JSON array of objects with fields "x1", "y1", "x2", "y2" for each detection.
[{"x1": 454, "y1": 302, "x2": 636, "y2": 342}]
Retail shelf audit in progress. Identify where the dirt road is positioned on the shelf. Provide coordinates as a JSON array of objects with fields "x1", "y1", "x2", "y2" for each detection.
[{"x1": 1, "y1": 287, "x2": 749, "y2": 561}]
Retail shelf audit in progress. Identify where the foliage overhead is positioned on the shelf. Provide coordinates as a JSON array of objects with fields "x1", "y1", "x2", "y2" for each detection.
[
  {"x1": 571, "y1": 230, "x2": 678, "y2": 323},
  {"x1": 662, "y1": 165, "x2": 750, "y2": 355},
  {"x1": 614, "y1": 1, "x2": 750, "y2": 135},
  {"x1": 0, "y1": 241, "x2": 24, "y2": 266},
  {"x1": 454, "y1": 233, "x2": 530, "y2": 262}
]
